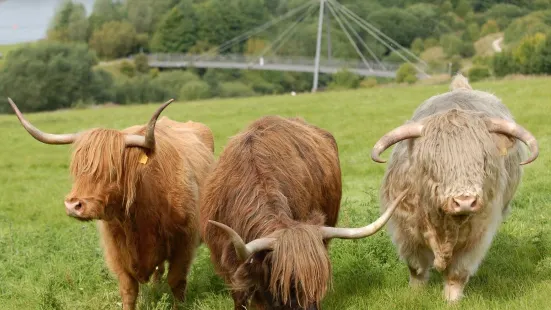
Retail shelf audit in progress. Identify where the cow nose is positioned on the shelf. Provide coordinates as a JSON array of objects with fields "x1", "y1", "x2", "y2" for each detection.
[
  {"x1": 451, "y1": 196, "x2": 478, "y2": 213},
  {"x1": 64, "y1": 199, "x2": 83, "y2": 215}
]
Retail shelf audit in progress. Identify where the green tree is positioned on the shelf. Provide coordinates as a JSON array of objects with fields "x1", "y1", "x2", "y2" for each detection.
[
  {"x1": 450, "y1": 55, "x2": 463, "y2": 75},
  {"x1": 480, "y1": 19, "x2": 500, "y2": 36},
  {"x1": 485, "y1": 4, "x2": 529, "y2": 29},
  {"x1": 150, "y1": 70, "x2": 201, "y2": 99},
  {"x1": 512, "y1": 32, "x2": 547, "y2": 74},
  {"x1": 455, "y1": 0, "x2": 472, "y2": 18},
  {"x1": 133, "y1": 53, "x2": 149, "y2": 74},
  {"x1": 151, "y1": 5, "x2": 197, "y2": 53},
  {"x1": 396, "y1": 63, "x2": 418, "y2": 84},
  {"x1": 89, "y1": 0, "x2": 123, "y2": 32},
  {"x1": 504, "y1": 13, "x2": 551, "y2": 44},
  {"x1": 468, "y1": 65, "x2": 491, "y2": 82},
  {"x1": 411, "y1": 38, "x2": 425, "y2": 55},
  {"x1": 466, "y1": 23, "x2": 481, "y2": 42},
  {"x1": 367, "y1": 8, "x2": 423, "y2": 47},
  {"x1": 47, "y1": 1, "x2": 89, "y2": 42},
  {"x1": 539, "y1": 35, "x2": 551, "y2": 73},
  {"x1": 0, "y1": 42, "x2": 102, "y2": 113},
  {"x1": 180, "y1": 80, "x2": 212, "y2": 101},
  {"x1": 89, "y1": 21, "x2": 138, "y2": 59},
  {"x1": 440, "y1": 34, "x2": 463, "y2": 57},
  {"x1": 440, "y1": 0, "x2": 453, "y2": 14},
  {"x1": 126, "y1": 0, "x2": 153, "y2": 34},
  {"x1": 328, "y1": 69, "x2": 362, "y2": 90},
  {"x1": 492, "y1": 51, "x2": 517, "y2": 77}
]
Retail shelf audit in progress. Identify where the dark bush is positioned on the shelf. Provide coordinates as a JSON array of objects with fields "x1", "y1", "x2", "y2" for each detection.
[
  {"x1": 180, "y1": 80, "x2": 212, "y2": 101},
  {"x1": 0, "y1": 41, "x2": 101, "y2": 113},
  {"x1": 468, "y1": 66, "x2": 492, "y2": 82}
]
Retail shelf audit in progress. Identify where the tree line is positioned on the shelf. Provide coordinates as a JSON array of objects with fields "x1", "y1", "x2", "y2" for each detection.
[{"x1": 1, "y1": 0, "x2": 551, "y2": 113}]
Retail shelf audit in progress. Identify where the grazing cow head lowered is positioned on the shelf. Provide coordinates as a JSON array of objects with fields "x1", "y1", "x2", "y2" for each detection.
[
  {"x1": 7, "y1": 98, "x2": 173, "y2": 222},
  {"x1": 371, "y1": 108, "x2": 538, "y2": 217},
  {"x1": 201, "y1": 115, "x2": 407, "y2": 310},
  {"x1": 209, "y1": 191, "x2": 405, "y2": 310}
]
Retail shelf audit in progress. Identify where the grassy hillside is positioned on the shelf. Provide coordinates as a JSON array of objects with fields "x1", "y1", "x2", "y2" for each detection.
[{"x1": 0, "y1": 78, "x2": 550, "y2": 309}]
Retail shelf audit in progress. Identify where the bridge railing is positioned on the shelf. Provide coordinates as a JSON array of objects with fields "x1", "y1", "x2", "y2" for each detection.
[{"x1": 146, "y1": 53, "x2": 404, "y2": 72}]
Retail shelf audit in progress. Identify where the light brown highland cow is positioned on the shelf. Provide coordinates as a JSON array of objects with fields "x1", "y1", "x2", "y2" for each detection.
[
  {"x1": 8, "y1": 98, "x2": 215, "y2": 310},
  {"x1": 371, "y1": 74, "x2": 539, "y2": 302}
]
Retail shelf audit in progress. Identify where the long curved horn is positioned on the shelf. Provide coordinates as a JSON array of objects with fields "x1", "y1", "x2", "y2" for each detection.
[
  {"x1": 371, "y1": 123, "x2": 423, "y2": 163},
  {"x1": 8, "y1": 98, "x2": 78, "y2": 144},
  {"x1": 123, "y1": 99, "x2": 174, "y2": 149},
  {"x1": 319, "y1": 190, "x2": 407, "y2": 240},
  {"x1": 485, "y1": 118, "x2": 539, "y2": 165},
  {"x1": 208, "y1": 220, "x2": 277, "y2": 262}
]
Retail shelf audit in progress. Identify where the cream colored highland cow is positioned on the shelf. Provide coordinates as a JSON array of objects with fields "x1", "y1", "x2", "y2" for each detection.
[{"x1": 370, "y1": 74, "x2": 539, "y2": 302}]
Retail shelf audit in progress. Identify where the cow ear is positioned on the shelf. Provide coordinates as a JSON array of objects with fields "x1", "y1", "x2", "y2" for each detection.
[{"x1": 492, "y1": 133, "x2": 516, "y2": 155}]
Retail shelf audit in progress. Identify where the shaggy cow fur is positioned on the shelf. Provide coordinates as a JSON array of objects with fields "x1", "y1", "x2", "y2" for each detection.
[
  {"x1": 9, "y1": 101, "x2": 215, "y2": 310},
  {"x1": 200, "y1": 116, "x2": 342, "y2": 310},
  {"x1": 376, "y1": 74, "x2": 537, "y2": 302}
]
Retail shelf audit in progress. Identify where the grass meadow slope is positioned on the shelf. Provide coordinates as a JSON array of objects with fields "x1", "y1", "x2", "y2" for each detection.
[{"x1": 1, "y1": 77, "x2": 550, "y2": 309}]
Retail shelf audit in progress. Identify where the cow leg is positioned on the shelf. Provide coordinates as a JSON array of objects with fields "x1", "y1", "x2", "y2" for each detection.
[
  {"x1": 167, "y1": 231, "x2": 199, "y2": 309},
  {"x1": 405, "y1": 247, "x2": 433, "y2": 288},
  {"x1": 97, "y1": 223, "x2": 139, "y2": 310},
  {"x1": 389, "y1": 225, "x2": 433, "y2": 288},
  {"x1": 118, "y1": 271, "x2": 140, "y2": 310},
  {"x1": 442, "y1": 268, "x2": 469, "y2": 303}
]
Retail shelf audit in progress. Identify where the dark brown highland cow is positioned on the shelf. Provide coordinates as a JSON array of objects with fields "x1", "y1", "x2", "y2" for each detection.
[
  {"x1": 370, "y1": 74, "x2": 539, "y2": 302},
  {"x1": 8, "y1": 98, "x2": 215, "y2": 310},
  {"x1": 200, "y1": 115, "x2": 406, "y2": 310}
]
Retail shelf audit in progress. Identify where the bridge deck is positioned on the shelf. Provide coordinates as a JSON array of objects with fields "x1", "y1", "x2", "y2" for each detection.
[{"x1": 146, "y1": 53, "x2": 408, "y2": 78}]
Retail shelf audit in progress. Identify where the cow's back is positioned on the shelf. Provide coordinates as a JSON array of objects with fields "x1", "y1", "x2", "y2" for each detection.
[
  {"x1": 158, "y1": 116, "x2": 215, "y2": 153},
  {"x1": 411, "y1": 89, "x2": 514, "y2": 121},
  {"x1": 200, "y1": 115, "x2": 341, "y2": 284}
]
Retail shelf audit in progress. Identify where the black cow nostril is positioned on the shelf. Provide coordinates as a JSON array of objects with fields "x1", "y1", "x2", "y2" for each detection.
[{"x1": 74, "y1": 202, "x2": 82, "y2": 211}]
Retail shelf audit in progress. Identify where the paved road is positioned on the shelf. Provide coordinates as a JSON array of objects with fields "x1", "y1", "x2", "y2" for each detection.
[{"x1": 492, "y1": 37, "x2": 503, "y2": 53}]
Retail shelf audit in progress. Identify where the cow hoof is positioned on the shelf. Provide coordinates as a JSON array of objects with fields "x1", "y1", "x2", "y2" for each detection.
[
  {"x1": 443, "y1": 283, "x2": 464, "y2": 303},
  {"x1": 409, "y1": 276, "x2": 428, "y2": 289}
]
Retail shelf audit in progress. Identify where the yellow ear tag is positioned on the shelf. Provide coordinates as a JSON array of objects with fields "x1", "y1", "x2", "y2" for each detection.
[
  {"x1": 499, "y1": 147, "x2": 508, "y2": 156},
  {"x1": 139, "y1": 153, "x2": 149, "y2": 164}
]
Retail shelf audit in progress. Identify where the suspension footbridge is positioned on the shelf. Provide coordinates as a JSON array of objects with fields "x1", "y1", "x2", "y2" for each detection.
[{"x1": 143, "y1": 0, "x2": 431, "y2": 92}]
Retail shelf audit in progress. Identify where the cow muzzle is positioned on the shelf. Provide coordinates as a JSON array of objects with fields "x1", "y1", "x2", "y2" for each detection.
[
  {"x1": 446, "y1": 195, "x2": 482, "y2": 215},
  {"x1": 64, "y1": 199, "x2": 85, "y2": 219}
]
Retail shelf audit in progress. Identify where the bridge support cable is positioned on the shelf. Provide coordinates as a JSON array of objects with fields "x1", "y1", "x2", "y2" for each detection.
[
  {"x1": 325, "y1": 1, "x2": 374, "y2": 72},
  {"x1": 312, "y1": 0, "x2": 326, "y2": 93},
  {"x1": 332, "y1": 1, "x2": 428, "y2": 68},
  {"x1": 256, "y1": 1, "x2": 318, "y2": 61},
  {"x1": 326, "y1": 0, "x2": 386, "y2": 71},
  {"x1": 196, "y1": 0, "x2": 316, "y2": 60},
  {"x1": 328, "y1": 0, "x2": 429, "y2": 76}
]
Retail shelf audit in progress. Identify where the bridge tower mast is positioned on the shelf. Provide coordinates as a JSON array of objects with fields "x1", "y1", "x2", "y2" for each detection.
[{"x1": 312, "y1": 0, "x2": 325, "y2": 93}]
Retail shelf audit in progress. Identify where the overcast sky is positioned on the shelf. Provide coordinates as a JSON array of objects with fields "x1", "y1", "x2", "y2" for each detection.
[{"x1": 0, "y1": 0, "x2": 95, "y2": 45}]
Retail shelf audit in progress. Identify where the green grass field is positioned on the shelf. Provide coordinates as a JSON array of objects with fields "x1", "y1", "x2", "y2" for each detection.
[{"x1": 1, "y1": 77, "x2": 550, "y2": 310}]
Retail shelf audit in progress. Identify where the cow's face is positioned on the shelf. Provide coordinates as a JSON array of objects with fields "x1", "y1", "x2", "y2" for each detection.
[
  {"x1": 412, "y1": 110, "x2": 512, "y2": 215},
  {"x1": 64, "y1": 130, "x2": 127, "y2": 221},
  {"x1": 218, "y1": 224, "x2": 330, "y2": 310},
  {"x1": 233, "y1": 250, "x2": 320, "y2": 310},
  {"x1": 7, "y1": 98, "x2": 173, "y2": 220}
]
